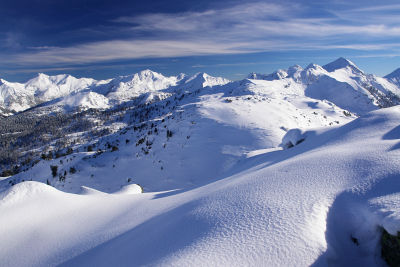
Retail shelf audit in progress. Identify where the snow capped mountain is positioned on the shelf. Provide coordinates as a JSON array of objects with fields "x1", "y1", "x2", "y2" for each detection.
[
  {"x1": 181, "y1": 72, "x2": 230, "y2": 91},
  {"x1": 0, "y1": 79, "x2": 32, "y2": 115},
  {"x1": 1, "y1": 58, "x2": 398, "y2": 116},
  {"x1": 0, "y1": 70, "x2": 230, "y2": 115},
  {"x1": 248, "y1": 69, "x2": 287, "y2": 80},
  {"x1": 0, "y1": 73, "x2": 96, "y2": 115},
  {"x1": 101, "y1": 69, "x2": 181, "y2": 102},
  {"x1": 24, "y1": 73, "x2": 96, "y2": 102},
  {"x1": 247, "y1": 58, "x2": 400, "y2": 114}
]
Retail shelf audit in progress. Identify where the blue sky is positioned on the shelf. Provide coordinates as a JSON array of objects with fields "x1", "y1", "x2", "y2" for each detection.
[{"x1": 1, "y1": 0, "x2": 400, "y2": 82}]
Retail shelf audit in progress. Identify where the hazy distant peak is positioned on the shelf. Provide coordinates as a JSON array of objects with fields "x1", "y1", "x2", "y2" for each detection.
[{"x1": 385, "y1": 68, "x2": 400, "y2": 79}]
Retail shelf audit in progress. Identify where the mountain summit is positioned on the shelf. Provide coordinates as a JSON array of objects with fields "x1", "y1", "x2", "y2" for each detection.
[
  {"x1": 322, "y1": 57, "x2": 362, "y2": 73},
  {"x1": 385, "y1": 68, "x2": 400, "y2": 79},
  {"x1": 385, "y1": 68, "x2": 400, "y2": 87}
]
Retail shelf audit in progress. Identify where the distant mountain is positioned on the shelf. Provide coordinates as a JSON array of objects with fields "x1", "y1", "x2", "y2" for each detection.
[
  {"x1": 0, "y1": 70, "x2": 231, "y2": 115},
  {"x1": 1, "y1": 59, "x2": 399, "y2": 116},
  {"x1": 322, "y1": 57, "x2": 362, "y2": 73},
  {"x1": 247, "y1": 57, "x2": 400, "y2": 114},
  {"x1": 0, "y1": 73, "x2": 95, "y2": 115},
  {"x1": 98, "y1": 70, "x2": 182, "y2": 102},
  {"x1": 385, "y1": 68, "x2": 400, "y2": 86}
]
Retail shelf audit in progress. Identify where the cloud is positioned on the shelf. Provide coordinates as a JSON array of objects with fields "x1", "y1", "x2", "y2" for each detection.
[
  {"x1": 6, "y1": 1, "x2": 400, "y2": 67},
  {"x1": 114, "y1": 2, "x2": 400, "y2": 39},
  {"x1": 350, "y1": 4, "x2": 400, "y2": 12},
  {"x1": 12, "y1": 40, "x2": 256, "y2": 65}
]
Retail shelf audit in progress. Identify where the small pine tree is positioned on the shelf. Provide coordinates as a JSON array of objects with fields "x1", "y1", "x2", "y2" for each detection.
[
  {"x1": 50, "y1": 165, "x2": 58, "y2": 177},
  {"x1": 66, "y1": 147, "x2": 73, "y2": 155},
  {"x1": 69, "y1": 167, "x2": 77, "y2": 174},
  {"x1": 166, "y1": 130, "x2": 173, "y2": 138}
]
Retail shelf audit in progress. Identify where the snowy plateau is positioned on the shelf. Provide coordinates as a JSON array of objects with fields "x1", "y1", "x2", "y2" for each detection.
[{"x1": 1, "y1": 58, "x2": 400, "y2": 266}]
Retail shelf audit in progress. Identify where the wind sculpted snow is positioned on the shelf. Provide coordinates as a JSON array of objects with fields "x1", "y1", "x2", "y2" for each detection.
[{"x1": 1, "y1": 106, "x2": 400, "y2": 266}]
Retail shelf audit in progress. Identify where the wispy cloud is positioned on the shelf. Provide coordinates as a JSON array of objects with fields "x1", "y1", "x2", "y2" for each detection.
[
  {"x1": 350, "y1": 4, "x2": 400, "y2": 12},
  {"x1": 12, "y1": 40, "x2": 256, "y2": 65},
  {"x1": 6, "y1": 1, "x2": 400, "y2": 67}
]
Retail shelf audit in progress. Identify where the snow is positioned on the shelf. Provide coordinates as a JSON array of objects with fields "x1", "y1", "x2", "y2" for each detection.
[
  {"x1": 1, "y1": 106, "x2": 400, "y2": 266},
  {"x1": 0, "y1": 73, "x2": 96, "y2": 114},
  {"x1": 322, "y1": 57, "x2": 362, "y2": 73},
  {"x1": 247, "y1": 58, "x2": 400, "y2": 114},
  {"x1": 58, "y1": 91, "x2": 110, "y2": 110},
  {"x1": 281, "y1": 128, "x2": 310, "y2": 148},
  {"x1": 113, "y1": 184, "x2": 143, "y2": 195},
  {"x1": 0, "y1": 58, "x2": 399, "y2": 116},
  {"x1": 182, "y1": 72, "x2": 230, "y2": 90},
  {"x1": 0, "y1": 58, "x2": 400, "y2": 266},
  {"x1": 104, "y1": 70, "x2": 181, "y2": 102}
]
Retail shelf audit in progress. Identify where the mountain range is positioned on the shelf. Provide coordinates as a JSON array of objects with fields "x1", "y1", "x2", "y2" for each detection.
[{"x1": 1, "y1": 57, "x2": 399, "y2": 117}]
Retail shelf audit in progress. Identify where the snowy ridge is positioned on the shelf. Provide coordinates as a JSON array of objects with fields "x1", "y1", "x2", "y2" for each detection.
[
  {"x1": 247, "y1": 58, "x2": 400, "y2": 114},
  {"x1": 0, "y1": 58, "x2": 399, "y2": 115}
]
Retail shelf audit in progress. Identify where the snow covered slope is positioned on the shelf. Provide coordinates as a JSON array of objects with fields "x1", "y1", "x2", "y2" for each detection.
[
  {"x1": 1, "y1": 106, "x2": 399, "y2": 266},
  {"x1": 6, "y1": 74, "x2": 355, "y2": 193},
  {"x1": 0, "y1": 58, "x2": 399, "y2": 266},
  {"x1": 57, "y1": 91, "x2": 110, "y2": 110}
]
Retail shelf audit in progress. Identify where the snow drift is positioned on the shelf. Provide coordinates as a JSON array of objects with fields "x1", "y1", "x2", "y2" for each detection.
[{"x1": 1, "y1": 106, "x2": 400, "y2": 266}]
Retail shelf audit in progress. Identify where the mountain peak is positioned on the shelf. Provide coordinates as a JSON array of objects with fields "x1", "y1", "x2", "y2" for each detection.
[
  {"x1": 287, "y1": 64, "x2": 303, "y2": 73},
  {"x1": 138, "y1": 69, "x2": 159, "y2": 76},
  {"x1": 116, "y1": 70, "x2": 165, "y2": 84},
  {"x1": 183, "y1": 72, "x2": 229, "y2": 89},
  {"x1": 37, "y1": 73, "x2": 50, "y2": 79},
  {"x1": 385, "y1": 68, "x2": 400, "y2": 79},
  {"x1": 185, "y1": 72, "x2": 209, "y2": 83},
  {"x1": 322, "y1": 57, "x2": 361, "y2": 73},
  {"x1": 177, "y1": 73, "x2": 187, "y2": 80},
  {"x1": 305, "y1": 63, "x2": 322, "y2": 70},
  {"x1": 247, "y1": 72, "x2": 266, "y2": 80}
]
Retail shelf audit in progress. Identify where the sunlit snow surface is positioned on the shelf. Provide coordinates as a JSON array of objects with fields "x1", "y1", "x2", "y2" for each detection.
[
  {"x1": 1, "y1": 59, "x2": 400, "y2": 266},
  {"x1": 0, "y1": 107, "x2": 399, "y2": 266}
]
